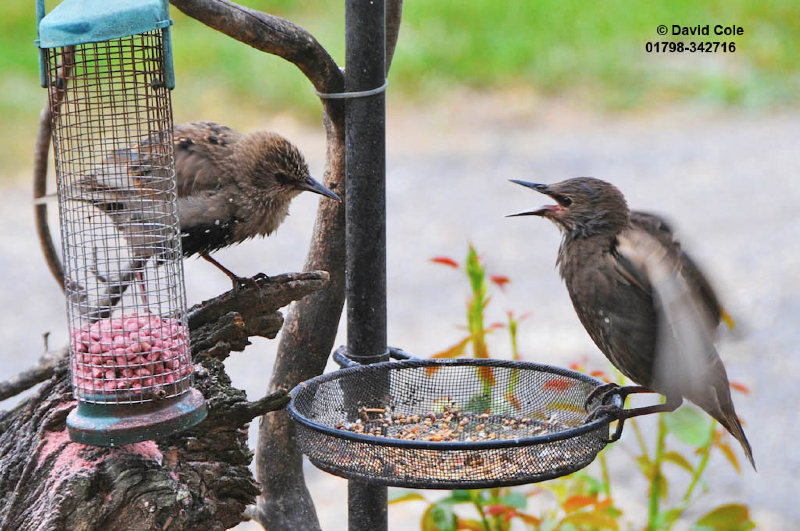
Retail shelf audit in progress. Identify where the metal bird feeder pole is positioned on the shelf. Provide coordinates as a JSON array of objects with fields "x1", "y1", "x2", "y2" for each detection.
[
  {"x1": 289, "y1": 0, "x2": 627, "y2": 521},
  {"x1": 36, "y1": 0, "x2": 206, "y2": 446},
  {"x1": 344, "y1": 0, "x2": 389, "y2": 529}
]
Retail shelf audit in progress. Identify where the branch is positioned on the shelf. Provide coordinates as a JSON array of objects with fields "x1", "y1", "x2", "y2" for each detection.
[
  {"x1": 0, "y1": 348, "x2": 66, "y2": 402},
  {"x1": 169, "y1": 0, "x2": 343, "y2": 96},
  {"x1": 0, "y1": 271, "x2": 325, "y2": 530},
  {"x1": 386, "y1": 0, "x2": 404, "y2": 73},
  {"x1": 34, "y1": 47, "x2": 75, "y2": 292}
]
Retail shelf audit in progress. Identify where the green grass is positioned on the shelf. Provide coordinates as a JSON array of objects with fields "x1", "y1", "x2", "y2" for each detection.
[{"x1": 1, "y1": 0, "x2": 798, "y2": 177}]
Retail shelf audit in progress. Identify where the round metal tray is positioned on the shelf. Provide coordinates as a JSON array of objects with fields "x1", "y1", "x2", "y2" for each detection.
[{"x1": 288, "y1": 358, "x2": 618, "y2": 489}]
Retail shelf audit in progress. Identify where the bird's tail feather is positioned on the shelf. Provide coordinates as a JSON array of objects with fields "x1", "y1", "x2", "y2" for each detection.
[{"x1": 706, "y1": 404, "x2": 755, "y2": 471}]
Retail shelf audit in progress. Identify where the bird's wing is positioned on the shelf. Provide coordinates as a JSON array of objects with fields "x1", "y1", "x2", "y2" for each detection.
[
  {"x1": 616, "y1": 226, "x2": 726, "y2": 399},
  {"x1": 631, "y1": 211, "x2": 729, "y2": 329},
  {"x1": 616, "y1": 225, "x2": 754, "y2": 467},
  {"x1": 176, "y1": 192, "x2": 237, "y2": 257},
  {"x1": 171, "y1": 122, "x2": 243, "y2": 197}
]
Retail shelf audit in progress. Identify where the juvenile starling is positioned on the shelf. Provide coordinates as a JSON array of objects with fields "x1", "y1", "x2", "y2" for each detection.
[
  {"x1": 74, "y1": 121, "x2": 340, "y2": 287},
  {"x1": 508, "y1": 177, "x2": 754, "y2": 469}
]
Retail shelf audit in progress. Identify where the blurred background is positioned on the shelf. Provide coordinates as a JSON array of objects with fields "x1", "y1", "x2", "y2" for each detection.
[{"x1": 1, "y1": 1, "x2": 798, "y2": 529}]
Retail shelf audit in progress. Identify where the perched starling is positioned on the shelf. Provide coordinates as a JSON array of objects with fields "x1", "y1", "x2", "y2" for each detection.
[
  {"x1": 73, "y1": 121, "x2": 340, "y2": 287},
  {"x1": 509, "y1": 177, "x2": 754, "y2": 469}
]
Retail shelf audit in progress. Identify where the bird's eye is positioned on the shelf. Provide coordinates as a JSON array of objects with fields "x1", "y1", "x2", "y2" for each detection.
[
  {"x1": 556, "y1": 195, "x2": 572, "y2": 207},
  {"x1": 275, "y1": 172, "x2": 291, "y2": 185}
]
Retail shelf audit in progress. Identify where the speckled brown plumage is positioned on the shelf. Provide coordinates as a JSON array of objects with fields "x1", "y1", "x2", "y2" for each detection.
[
  {"x1": 77, "y1": 121, "x2": 340, "y2": 286},
  {"x1": 509, "y1": 177, "x2": 754, "y2": 469}
]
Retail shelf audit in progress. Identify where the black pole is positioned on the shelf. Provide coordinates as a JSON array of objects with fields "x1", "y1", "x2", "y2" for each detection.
[{"x1": 345, "y1": 0, "x2": 387, "y2": 530}]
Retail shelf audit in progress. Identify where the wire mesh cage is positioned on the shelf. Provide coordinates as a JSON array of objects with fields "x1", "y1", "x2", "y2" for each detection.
[
  {"x1": 288, "y1": 358, "x2": 620, "y2": 489},
  {"x1": 37, "y1": 0, "x2": 206, "y2": 446}
]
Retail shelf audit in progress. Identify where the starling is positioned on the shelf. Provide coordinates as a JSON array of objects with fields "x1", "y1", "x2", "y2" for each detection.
[
  {"x1": 72, "y1": 121, "x2": 340, "y2": 288},
  {"x1": 508, "y1": 177, "x2": 754, "y2": 469}
]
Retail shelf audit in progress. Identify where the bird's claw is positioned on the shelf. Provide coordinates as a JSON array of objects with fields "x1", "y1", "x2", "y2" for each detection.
[
  {"x1": 231, "y1": 275, "x2": 265, "y2": 294},
  {"x1": 584, "y1": 403, "x2": 623, "y2": 424},
  {"x1": 584, "y1": 382, "x2": 621, "y2": 411},
  {"x1": 584, "y1": 403, "x2": 626, "y2": 444}
]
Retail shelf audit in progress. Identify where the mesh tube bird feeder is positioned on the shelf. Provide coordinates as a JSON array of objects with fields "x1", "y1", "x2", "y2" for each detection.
[{"x1": 36, "y1": 0, "x2": 206, "y2": 446}]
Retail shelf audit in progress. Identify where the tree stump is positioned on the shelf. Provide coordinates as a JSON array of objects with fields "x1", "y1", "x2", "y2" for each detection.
[{"x1": 0, "y1": 271, "x2": 328, "y2": 531}]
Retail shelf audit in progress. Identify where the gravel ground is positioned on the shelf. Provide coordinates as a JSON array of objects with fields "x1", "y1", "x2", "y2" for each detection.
[{"x1": 1, "y1": 94, "x2": 798, "y2": 530}]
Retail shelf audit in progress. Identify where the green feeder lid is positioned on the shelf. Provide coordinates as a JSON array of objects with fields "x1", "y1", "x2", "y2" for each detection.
[{"x1": 37, "y1": 0, "x2": 172, "y2": 48}]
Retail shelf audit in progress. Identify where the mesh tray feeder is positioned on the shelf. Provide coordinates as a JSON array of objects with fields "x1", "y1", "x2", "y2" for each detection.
[{"x1": 288, "y1": 358, "x2": 621, "y2": 489}]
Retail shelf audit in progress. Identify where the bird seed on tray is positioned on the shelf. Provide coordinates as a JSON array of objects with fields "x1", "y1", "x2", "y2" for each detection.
[{"x1": 335, "y1": 406, "x2": 566, "y2": 442}]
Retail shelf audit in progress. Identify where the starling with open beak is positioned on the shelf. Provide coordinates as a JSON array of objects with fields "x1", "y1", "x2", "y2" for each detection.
[
  {"x1": 508, "y1": 177, "x2": 754, "y2": 469},
  {"x1": 76, "y1": 121, "x2": 340, "y2": 288}
]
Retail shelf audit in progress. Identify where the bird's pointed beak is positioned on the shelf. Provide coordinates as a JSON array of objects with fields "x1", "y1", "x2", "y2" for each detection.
[
  {"x1": 299, "y1": 176, "x2": 341, "y2": 202},
  {"x1": 509, "y1": 179, "x2": 549, "y2": 194},
  {"x1": 506, "y1": 180, "x2": 555, "y2": 217},
  {"x1": 506, "y1": 208, "x2": 552, "y2": 217}
]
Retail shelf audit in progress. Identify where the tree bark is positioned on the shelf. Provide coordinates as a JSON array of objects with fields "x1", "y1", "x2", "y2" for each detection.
[{"x1": 0, "y1": 272, "x2": 326, "y2": 531}]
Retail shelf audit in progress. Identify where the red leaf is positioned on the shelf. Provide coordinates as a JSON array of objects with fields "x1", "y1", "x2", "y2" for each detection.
[
  {"x1": 485, "y1": 505, "x2": 511, "y2": 517},
  {"x1": 590, "y1": 370, "x2": 612, "y2": 383},
  {"x1": 568, "y1": 356, "x2": 587, "y2": 372},
  {"x1": 430, "y1": 256, "x2": 459, "y2": 268},
  {"x1": 596, "y1": 498, "x2": 613, "y2": 511},
  {"x1": 543, "y1": 378, "x2": 572, "y2": 392},
  {"x1": 730, "y1": 381, "x2": 750, "y2": 395},
  {"x1": 517, "y1": 513, "x2": 543, "y2": 526},
  {"x1": 428, "y1": 336, "x2": 472, "y2": 375},
  {"x1": 489, "y1": 275, "x2": 511, "y2": 291},
  {"x1": 563, "y1": 494, "x2": 598, "y2": 513},
  {"x1": 488, "y1": 322, "x2": 506, "y2": 330},
  {"x1": 505, "y1": 392, "x2": 522, "y2": 410},
  {"x1": 478, "y1": 366, "x2": 496, "y2": 387}
]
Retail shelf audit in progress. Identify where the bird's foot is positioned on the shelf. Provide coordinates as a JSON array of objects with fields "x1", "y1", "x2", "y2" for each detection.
[
  {"x1": 585, "y1": 383, "x2": 652, "y2": 412},
  {"x1": 584, "y1": 382, "x2": 621, "y2": 411},
  {"x1": 584, "y1": 403, "x2": 627, "y2": 443},
  {"x1": 584, "y1": 403, "x2": 624, "y2": 424},
  {"x1": 231, "y1": 275, "x2": 265, "y2": 294}
]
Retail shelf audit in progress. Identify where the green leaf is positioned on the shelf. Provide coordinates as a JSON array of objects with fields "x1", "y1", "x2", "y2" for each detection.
[
  {"x1": 560, "y1": 511, "x2": 619, "y2": 531},
  {"x1": 423, "y1": 504, "x2": 457, "y2": 531},
  {"x1": 499, "y1": 492, "x2": 527, "y2": 510},
  {"x1": 654, "y1": 507, "x2": 684, "y2": 528},
  {"x1": 465, "y1": 245, "x2": 486, "y2": 297},
  {"x1": 696, "y1": 504, "x2": 756, "y2": 531},
  {"x1": 662, "y1": 451, "x2": 695, "y2": 474},
  {"x1": 388, "y1": 490, "x2": 426, "y2": 504},
  {"x1": 635, "y1": 455, "x2": 653, "y2": 480},
  {"x1": 654, "y1": 473, "x2": 669, "y2": 501},
  {"x1": 663, "y1": 405, "x2": 713, "y2": 447},
  {"x1": 465, "y1": 394, "x2": 491, "y2": 413},
  {"x1": 436, "y1": 490, "x2": 472, "y2": 505},
  {"x1": 449, "y1": 490, "x2": 474, "y2": 503},
  {"x1": 714, "y1": 439, "x2": 742, "y2": 474}
]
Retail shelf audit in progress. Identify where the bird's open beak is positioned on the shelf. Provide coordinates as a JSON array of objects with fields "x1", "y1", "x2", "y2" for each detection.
[
  {"x1": 506, "y1": 179, "x2": 557, "y2": 217},
  {"x1": 299, "y1": 176, "x2": 341, "y2": 202}
]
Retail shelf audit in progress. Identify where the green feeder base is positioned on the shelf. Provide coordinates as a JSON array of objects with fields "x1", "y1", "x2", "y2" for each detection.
[{"x1": 67, "y1": 388, "x2": 207, "y2": 447}]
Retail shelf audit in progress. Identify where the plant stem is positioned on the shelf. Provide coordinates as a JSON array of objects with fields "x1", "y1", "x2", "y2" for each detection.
[
  {"x1": 662, "y1": 421, "x2": 717, "y2": 531},
  {"x1": 647, "y1": 414, "x2": 667, "y2": 530},
  {"x1": 683, "y1": 421, "x2": 716, "y2": 502},
  {"x1": 630, "y1": 418, "x2": 650, "y2": 459},
  {"x1": 471, "y1": 494, "x2": 490, "y2": 531},
  {"x1": 599, "y1": 451, "x2": 611, "y2": 498}
]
